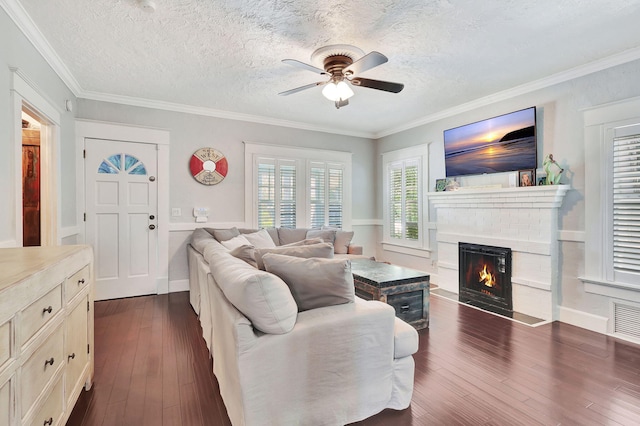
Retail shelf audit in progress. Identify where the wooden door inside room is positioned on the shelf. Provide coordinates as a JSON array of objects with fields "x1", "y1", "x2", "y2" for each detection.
[{"x1": 22, "y1": 123, "x2": 41, "y2": 247}]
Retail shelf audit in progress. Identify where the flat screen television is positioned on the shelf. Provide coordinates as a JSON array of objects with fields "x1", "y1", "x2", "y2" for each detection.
[{"x1": 444, "y1": 107, "x2": 537, "y2": 177}]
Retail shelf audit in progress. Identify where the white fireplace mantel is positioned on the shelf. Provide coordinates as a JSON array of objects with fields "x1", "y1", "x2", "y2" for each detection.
[
  {"x1": 427, "y1": 184, "x2": 570, "y2": 208},
  {"x1": 428, "y1": 184, "x2": 570, "y2": 321}
]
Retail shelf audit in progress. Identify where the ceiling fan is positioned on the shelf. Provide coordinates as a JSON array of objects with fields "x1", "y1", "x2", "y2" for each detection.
[{"x1": 279, "y1": 44, "x2": 404, "y2": 109}]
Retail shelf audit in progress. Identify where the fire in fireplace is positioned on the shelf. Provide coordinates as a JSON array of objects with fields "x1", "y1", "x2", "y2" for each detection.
[{"x1": 459, "y1": 243, "x2": 512, "y2": 317}]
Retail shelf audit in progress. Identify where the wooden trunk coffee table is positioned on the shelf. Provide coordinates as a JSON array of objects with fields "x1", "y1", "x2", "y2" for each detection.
[{"x1": 351, "y1": 259, "x2": 429, "y2": 330}]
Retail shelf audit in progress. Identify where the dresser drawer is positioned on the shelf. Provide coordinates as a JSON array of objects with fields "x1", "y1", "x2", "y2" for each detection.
[
  {"x1": 28, "y1": 376, "x2": 63, "y2": 426},
  {"x1": 65, "y1": 265, "x2": 90, "y2": 304},
  {"x1": 0, "y1": 378, "x2": 11, "y2": 426},
  {"x1": 21, "y1": 325, "x2": 63, "y2": 418},
  {"x1": 65, "y1": 297, "x2": 88, "y2": 401},
  {"x1": 0, "y1": 320, "x2": 10, "y2": 369},
  {"x1": 19, "y1": 285, "x2": 62, "y2": 346},
  {"x1": 387, "y1": 290, "x2": 424, "y2": 324}
]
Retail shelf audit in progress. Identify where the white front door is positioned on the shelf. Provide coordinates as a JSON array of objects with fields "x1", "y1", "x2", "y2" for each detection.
[{"x1": 85, "y1": 139, "x2": 158, "y2": 300}]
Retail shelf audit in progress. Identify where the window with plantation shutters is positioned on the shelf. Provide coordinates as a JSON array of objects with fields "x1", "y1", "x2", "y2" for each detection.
[
  {"x1": 387, "y1": 160, "x2": 420, "y2": 242},
  {"x1": 309, "y1": 162, "x2": 344, "y2": 229},
  {"x1": 582, "y1": 104, "x2": 640, "y2": 295},
  {"x1": 257, "y1": 163, "x2": 276, "y2": 228},
  {"x1": 245, "y1": 143, "x2": 352, "y2": 230},
  {"x1": 279, "y1": 164, "x2": 297, "y2": 228},
  {"x1": 613, "y1": 135, "x2": 640, "y2": 275},
  {"x1": 256, "y1": 159, "x2": 297, "y2": 229},
  {"x1": 328, "y1": 168, "x2": 343, "y2": 228},
  {"x1": 382, "y1": 145, "x2": 427, "y2": 251},
  {"x1": 309, "y1": 165, "x2": 325, "y2": 229},
  {"x1": 389, "y1": 165, "x2": 403, "y2": 238}
]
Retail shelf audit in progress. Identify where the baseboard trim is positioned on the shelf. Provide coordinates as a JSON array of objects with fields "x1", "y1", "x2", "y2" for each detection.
[
  {"x1": 0, "y1": 239, "x2": 17, "y2": 248},
  {"x1": 169, "y1": 279, "x2": 190, "y2": 293},
  {"x1": 558, "y1": 306, "x2": 608, "y2": 334}
]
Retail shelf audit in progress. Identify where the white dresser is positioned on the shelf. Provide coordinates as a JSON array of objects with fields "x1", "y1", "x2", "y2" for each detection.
[{"x1": 0, "y1": 245, "x2": 94, "y2": 426}]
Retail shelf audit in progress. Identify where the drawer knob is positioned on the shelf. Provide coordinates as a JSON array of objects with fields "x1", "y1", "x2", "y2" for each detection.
[
  {"x1": 400, "y1": 304, "x2": 410, "y2": 312},
  {"x1": 44, "y1": 417, "x2": 53, "y2": 426},
  {"x1": 68, "y1": 352, "x2": 76, "y2": 361},
  {"x1": 42, "y1": 306, "x2": 53, "y2": 315},
  {"x1": 78, "y1": 278, "x2": 85, "y2": 285},
  {"x1": 44, "y1": 357, "x2": 55, "y2": 367}
]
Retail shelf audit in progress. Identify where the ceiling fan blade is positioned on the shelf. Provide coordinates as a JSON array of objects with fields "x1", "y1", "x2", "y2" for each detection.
[
  {"x1": 343, "y1": 51, "x2": 388, "y2": 76},
  {"x1": 278, "y1": 81, "x2": 327, "y2": 96},
  {"x1": 282, "y1": 59, "x2": 328, "y2": 75},
  {"x1": 350, "y1": 77, "x2": 404, "y2": 93}
]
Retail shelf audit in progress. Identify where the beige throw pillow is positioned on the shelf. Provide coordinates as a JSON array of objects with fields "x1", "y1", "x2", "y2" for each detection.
[
  {"x1": 334, "y1": 230, "x2": 355, "y2": 254},
  {"x1": 277, "y1": 228, "x2": 309, "y2": 245},
  {"x1": 220, "y1": 234, "x2": 252, "y2": 251},
  {"x1": 209, "y1": 227, "x2": 240, "y2": 242},
  {"x1": 281, "y1": 237, "x2": 323, "y2": 247},
  {"x1": 209, "y1": 250, "x2": 297, "y2": 334},
  {"x1": 243, "y1": 228, "x2": 277, "y2": 249},
  {"x1": 262, "y1": 253, "x2": 355, "y2": 312},
  {"x1": 306, "y1": 229, "x2": 336, "y2": 244},
  {"x1": 254, "y1": 242, "x2": 334, "y2": 270},
  {"x1": 229, "y1": 244, "x2": 258, "y2": 268}
]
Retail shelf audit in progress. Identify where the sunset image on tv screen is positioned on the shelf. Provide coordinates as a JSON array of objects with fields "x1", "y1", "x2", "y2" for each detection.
[{"x1": 444, "y1": 107, "x2": 536, "y2": 177}]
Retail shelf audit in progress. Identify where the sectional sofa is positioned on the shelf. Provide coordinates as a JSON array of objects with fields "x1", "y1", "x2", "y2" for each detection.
[{"x1": 187, "y1": 227, "x2": 419, "y2": 425}]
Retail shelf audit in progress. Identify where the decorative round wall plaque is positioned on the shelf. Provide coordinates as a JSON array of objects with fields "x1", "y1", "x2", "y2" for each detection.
[{"x1": 189, "y1": 148, "x2": 228, "y2": 185}]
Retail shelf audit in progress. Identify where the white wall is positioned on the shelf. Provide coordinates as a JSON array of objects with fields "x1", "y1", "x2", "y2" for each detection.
[
  {"x1": 375, "y1": 58, "x2": 640, "y2": 329},
  {"x1": 76, "y1": 100, "x2": 378, "y2": 283},
  {"x1": 0, "y1": 8, "x2": 77, "y2": 246}
]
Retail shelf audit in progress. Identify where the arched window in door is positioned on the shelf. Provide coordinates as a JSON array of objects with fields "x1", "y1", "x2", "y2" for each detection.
[{"x1": 98, "y1": 154, "x2": 147, "y2": 175}]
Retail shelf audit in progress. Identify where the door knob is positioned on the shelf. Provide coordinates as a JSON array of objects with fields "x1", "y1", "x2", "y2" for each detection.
[
  {"x1": 149, "y1": 215, "x2": 155, "y2": 220},
  {"x1": 149, "y1": 224, "x2": 156, "y2": 230}
]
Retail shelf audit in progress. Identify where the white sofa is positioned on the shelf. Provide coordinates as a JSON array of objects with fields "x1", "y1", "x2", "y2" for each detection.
[{"x1": 187, "y1": 228, "x2": 418, "y2": 426}]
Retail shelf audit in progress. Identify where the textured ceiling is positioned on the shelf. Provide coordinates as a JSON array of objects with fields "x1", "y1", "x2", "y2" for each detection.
[{"x1": 12, "y1": 0, "x2": 640, "y2": 136}]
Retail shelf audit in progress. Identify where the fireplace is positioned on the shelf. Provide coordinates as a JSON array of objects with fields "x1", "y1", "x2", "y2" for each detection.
[{"x1": 459, "y1": 242, "x2": 512, "y2": 317}]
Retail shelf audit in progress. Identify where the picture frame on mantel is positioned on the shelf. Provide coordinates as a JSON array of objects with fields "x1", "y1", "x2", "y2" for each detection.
[
  {"x1": 518, "y1": 169, "x2": 534, "y2": 187},
  {"x1": 435, "y1": 178, "x2": 447, "y2": 192}
]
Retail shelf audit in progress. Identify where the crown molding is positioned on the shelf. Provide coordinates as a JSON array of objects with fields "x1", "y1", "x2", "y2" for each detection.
[
  {"x1": 5, "y1": 0, "x2": 640, "y2": 140},
  {"x1": 79, "y1": 90, "x2": 375, "y2": 139},
  {"x1": 1, "y1": 0, "x2": 82, "y2": 95},
  {"x1": 374, "y1": 46, "x2": 640, "y2": 138}
]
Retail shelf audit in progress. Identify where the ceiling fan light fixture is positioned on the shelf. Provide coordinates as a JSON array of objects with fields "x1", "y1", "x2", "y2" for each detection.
[{"x1": 322, "y1": 81, "x2": 354, "y2": 102}]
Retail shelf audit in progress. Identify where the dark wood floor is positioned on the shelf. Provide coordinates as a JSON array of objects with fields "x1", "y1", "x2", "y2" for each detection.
[{"x1": 67, "y1": 292, "x2": 640, "y2": 426}]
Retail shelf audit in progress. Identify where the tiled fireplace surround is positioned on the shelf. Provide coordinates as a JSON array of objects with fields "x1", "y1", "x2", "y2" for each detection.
[{"x1": 429, "y1": 185, "x2": 570, "y2": 321}]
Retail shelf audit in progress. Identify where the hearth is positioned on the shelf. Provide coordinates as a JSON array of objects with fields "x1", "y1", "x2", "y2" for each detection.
[{"x1": 459, "y1": 242, "x2": 512, "y2": 317}]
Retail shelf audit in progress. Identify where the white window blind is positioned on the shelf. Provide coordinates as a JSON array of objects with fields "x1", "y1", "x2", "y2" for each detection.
[
  {"x1": 309, "y1": 162, "x2": 344, "y2": 228},
  {"x1": 388, "y1": 159, "x2": 420, "y2": 241},
  {"x1": 390, "y1": 165, "x2": 403, "y2": 238},
  {"x1": 613, "y1": 135, "x2": 640, "y2": 274},
  {"x1": 328, "y1": 168, "x2": 344, "y2": 228},
  {"x1": 405, "y1": 162, "x2": 419, "y2": 240},
  {"x1": 257, "y1": 159, "x2": 297, "y2": 229},
  {"x1": 257, "y1": 162, "x2": 275, "y2": 228},
  {"x1": 280, "y1": 164, "x2": 297, "y2": 228},
  {"x1": 246, "y1": 143, "x2": 352, "y2": 230},
  {"x1": 310, "y1": 166, "x2": 325, "y2": 229}
]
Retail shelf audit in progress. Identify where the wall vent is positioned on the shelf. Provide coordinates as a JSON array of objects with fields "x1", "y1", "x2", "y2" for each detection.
[{"x1": 613, "y1": 302, "x2": 640, "y2": 343}]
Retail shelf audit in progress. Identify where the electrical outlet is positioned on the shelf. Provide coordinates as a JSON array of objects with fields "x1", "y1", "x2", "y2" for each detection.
[{"x1": 171, "y1": 208, "x2": 181, "y2": 217}]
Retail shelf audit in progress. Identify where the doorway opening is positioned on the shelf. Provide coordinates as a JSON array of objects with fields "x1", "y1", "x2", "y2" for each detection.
[{"x1": 22, "y1": 110, "x2": 41, "y2": 246}]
